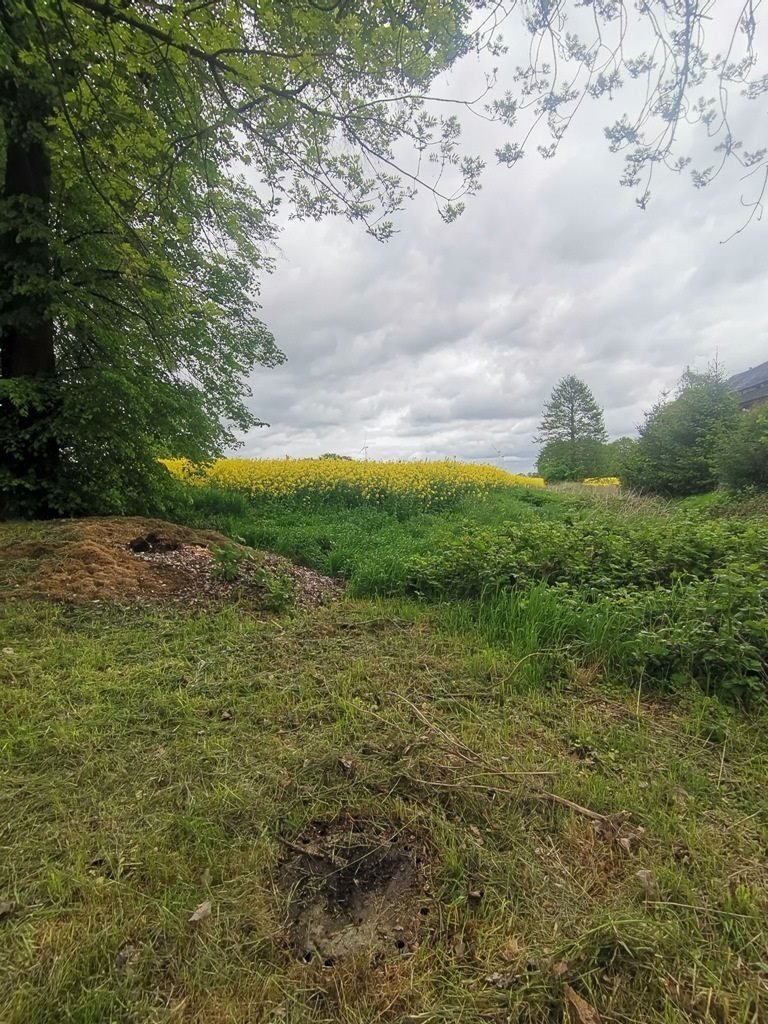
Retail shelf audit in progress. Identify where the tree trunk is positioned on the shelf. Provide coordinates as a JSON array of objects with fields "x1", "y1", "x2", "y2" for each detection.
[{"x1": 0, "y1": 30, "x2": 60, "y2": 519}]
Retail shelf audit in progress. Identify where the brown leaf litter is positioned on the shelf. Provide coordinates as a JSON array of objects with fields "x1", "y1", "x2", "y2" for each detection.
[
  {"x1": 0, "y1": 516, "x2": 343, "y2": 609},
  {"x1": 564, "y1": 983, "x2": 602, "y2": 1024}
]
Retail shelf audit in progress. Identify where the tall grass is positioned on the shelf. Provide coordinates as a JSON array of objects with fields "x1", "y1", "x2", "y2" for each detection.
[
  {"x1": 180, "y1": 485, "x2": 572, "y2": 595},
  {"x1": 440, "y1": 586, "x2": 640, "y2": 693},
  {"x1": 175, "y1": 482, "x2": 768, "y2": 703}
]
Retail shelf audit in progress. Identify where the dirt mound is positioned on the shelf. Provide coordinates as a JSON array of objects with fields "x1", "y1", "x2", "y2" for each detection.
[
  {"x1": 57, "y1": 516, "x2": 227, "y2": 549},
  {"x1": 1, "y1": 540, "x2": 62, "y2": 561},
  {"x1": 29, "y1": 540, "x2": 189, "y2": 602},
  {"x1": 0, "y1": 516, "x2": 342, "y2": 609},
  {"x1": 280, "y1": 816, "x2": 435, "y2": 965}
]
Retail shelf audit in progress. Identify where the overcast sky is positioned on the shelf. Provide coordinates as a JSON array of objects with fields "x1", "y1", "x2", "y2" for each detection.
[{"x1": 241, "y1": 16, "x2": 768, "y2": 473}]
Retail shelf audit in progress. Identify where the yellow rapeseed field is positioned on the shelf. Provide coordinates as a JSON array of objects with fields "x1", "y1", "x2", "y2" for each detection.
[
  {"x1": 582, "y1": 476, "x2": 621, "y2": 487},
  {"x1": 165, "y1": 458, "x2": 544, "y2": 509}
]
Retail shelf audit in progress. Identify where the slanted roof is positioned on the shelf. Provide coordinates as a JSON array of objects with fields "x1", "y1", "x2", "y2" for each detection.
[{"x1": 728, "y1": 359, "x2": 768, "y2": 393}]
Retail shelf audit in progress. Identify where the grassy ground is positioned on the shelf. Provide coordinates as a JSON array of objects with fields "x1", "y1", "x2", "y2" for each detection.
[
  {"x1": 1, "y1": 514, "x2": 767, "y2": 1022},
  {"x1": 181, "y1": 485, "x2": 768, "y2": 702},
  {"x1": 180, "y1": 487, "x2": 581, "y2": 597}
]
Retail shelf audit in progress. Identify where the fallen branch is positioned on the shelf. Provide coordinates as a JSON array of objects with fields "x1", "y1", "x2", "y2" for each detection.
[{"x1": 391, "y1": 692, "x2": 611, "y2": 825}]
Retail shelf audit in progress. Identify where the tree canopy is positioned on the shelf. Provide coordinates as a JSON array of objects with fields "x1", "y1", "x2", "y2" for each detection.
[
  {"x1": 717, "y1": 404, "x2": 768, "y2": 491},
  {"x1": 536, "y1": 375, "x2": 607, "y2": 446},
  {"x1": 2, "y1": 0, "x2": 485, "y2": 515},
  {"x1": 2, "y1": 0, "x2": 767, "y2": 516},
  {"x1": 622, "y1": 367, "x2": 740, "y2": 496}
]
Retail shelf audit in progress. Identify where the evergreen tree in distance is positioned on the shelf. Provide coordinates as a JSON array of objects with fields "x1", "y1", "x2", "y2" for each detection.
[
  {"x1": 536, "y1": 376, "x2": 608, "y2": 445},
  {"x1": 535, "y1": 376, "x2": 607, "y2": 482}
]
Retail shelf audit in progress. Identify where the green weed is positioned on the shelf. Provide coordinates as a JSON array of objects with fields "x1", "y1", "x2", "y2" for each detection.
[{"x1": 177, "y1": 486, "x2": 768, "y2": 702}]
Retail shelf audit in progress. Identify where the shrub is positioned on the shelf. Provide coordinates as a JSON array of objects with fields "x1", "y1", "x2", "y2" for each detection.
[
  {"x1": 622, "y1": 368, "x2": 739, "y2": 496},
  {"x1": 717, "y1": 405, "x2": 768, "y2": 490},
  {"x1": 537, "y1": 438, "x2": 607, "y2": 482},
  {"x1": 211, "y1": 543, "x2": 247, "y2": 582},
  {"x1": 403, "y1": 504, "x2": 768, "y2": 701},
  {"x1": 404, "y1": 509, "x2": 764, "y2": 599}
]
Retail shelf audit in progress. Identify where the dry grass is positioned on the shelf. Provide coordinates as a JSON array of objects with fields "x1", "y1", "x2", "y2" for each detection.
[{"x1": 0, "y1": 518, "x2": 340, "y2": 608}]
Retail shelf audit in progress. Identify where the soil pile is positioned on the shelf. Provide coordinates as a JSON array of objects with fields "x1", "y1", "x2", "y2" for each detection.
[{"x1": 0, "y1": 516, "x2": 342, "y2": 608}]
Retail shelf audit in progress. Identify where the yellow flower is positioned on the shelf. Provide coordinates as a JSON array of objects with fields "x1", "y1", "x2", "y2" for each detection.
[{"x1": 163, "y1": 457, "x2": 545, "y2": 507}]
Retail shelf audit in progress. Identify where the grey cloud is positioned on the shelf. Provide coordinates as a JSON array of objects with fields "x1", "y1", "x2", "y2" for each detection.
[{"x1": 241, "y1": 51, "x2": 768, "y2": 473}]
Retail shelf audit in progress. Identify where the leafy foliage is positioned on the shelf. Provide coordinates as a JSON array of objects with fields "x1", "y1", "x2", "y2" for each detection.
[
  {"x1": 403, "y1": 509, "x2": 766, "y2": 599},
  {"x1": 3, "y1": 3, "x2": 768, "y2": 516},
  {"x1": 604, "y1": 437, "x2": 638, "y2": 479},
  {"x1": 717, "y1": 404, "x2": 768, "y2": 491},
  {"x1": 209, "y1": 541, "x2": 295, "y2": 609},
  {"x1": 210, "y1": 543, "x2": 247, "y2": 584},
  {"x1": 406, "y1": 507, "x2": 768, "y2": 702},
  {"x1": 623, "y1": 368, "x2": 740, "y2": 497},
  {"x1": 537, "y1": 438, "x2": 608, "y2": 483},
  {"x1": 0, "y1": 0, "x2": 486, "y2": 516},
  {"x1": 491, "y1": 2, "x2": 768, "y2": 219},
  {"x1": 177, "y1": 479, "x2": 768, "y2": 703}
]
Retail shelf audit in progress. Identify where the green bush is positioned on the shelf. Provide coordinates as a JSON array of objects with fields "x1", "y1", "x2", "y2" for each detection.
[
  {"x1": 210, "y1": 543, "x2": 247, "y2": 582},
  {"x1": 604, "y1": 436, "x2": 638, "y2": 479},
  {"x1": 622, "y1": 368, "x2": 739, "y2": 496},
  {"x1": 536, "y1": 438, "x2": 608, "y2": 482},
  {"x1": 405, "y1": 505, "x2": 768, "y2": 702},
  {"x1": 174, "y1": 481, "x2": 768, "y2": 703},
  {"x1": 403, "y1": 510, "x2": 765, "y2": 599},
  {"x1": 717, "y1": 405, "x2": 768, "y2": 490}
]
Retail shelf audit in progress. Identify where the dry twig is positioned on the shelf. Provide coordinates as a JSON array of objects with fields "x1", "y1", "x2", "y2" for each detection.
[{"x1": 391, "y1": 693, "x2": 611, "y2": 824}]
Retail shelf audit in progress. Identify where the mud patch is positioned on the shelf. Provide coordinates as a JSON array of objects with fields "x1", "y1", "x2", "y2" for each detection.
[
  {"x1": 280, "y1": 817, "x2": 435, "y2": 964},
  {"x1": 128, "y1": 532, "x2": 181, "y2": 554}
]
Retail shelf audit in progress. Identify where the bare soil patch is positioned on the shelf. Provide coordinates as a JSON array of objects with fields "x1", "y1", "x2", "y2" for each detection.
[
  {"x1": 0, "y1": 516, "x2": 342, "y2": 609},
  {"x1": 280, "y1": 816, "x2": 435, "y2": 965}
]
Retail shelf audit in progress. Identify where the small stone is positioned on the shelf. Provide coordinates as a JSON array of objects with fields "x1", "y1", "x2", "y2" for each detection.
[
  {"x1": 114, "y1": 943, "x2": 139, "y2": 971},
  {"x1": 635, "y1": 868, "x2": 660, "y2": 900},
  {"x1": 189, "y1": 900, "x2": 212, "y2": 923}
]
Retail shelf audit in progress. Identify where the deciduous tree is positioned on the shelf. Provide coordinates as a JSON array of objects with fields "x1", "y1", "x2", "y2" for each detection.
[
  {"x1": 1, "y1": 0, "x2": 484, "y2": 515},
  {"x1": 2, "y1": 0, "x2": 766, "y2": 515},
  {"x1": 717, "y1": 404, "x2": 768, "y2": 491}
]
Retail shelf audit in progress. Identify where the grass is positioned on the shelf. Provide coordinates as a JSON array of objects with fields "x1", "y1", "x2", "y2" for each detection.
[
  {"x1": 2, "y1": 488, "x2": 768, "y2": 1022},
  {"x1": 181, "y1": 486, "x2": 577, "y2": 598},
  {"x1": 1, "y1": 513, "x2": 768, "y2": 1022},
  {"x1": 179, "y1": 483, "x2": 768, "y2": 702}
]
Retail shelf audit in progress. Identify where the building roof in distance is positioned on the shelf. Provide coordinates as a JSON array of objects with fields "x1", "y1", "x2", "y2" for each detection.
[{"x1": 728, "y1": 359, "x2": 768, "y2": 393}]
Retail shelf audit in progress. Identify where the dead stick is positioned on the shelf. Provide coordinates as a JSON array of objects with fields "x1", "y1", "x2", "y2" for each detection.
[{"x1": 391, "y1": 692, "x2": 609, "y2": 824}]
